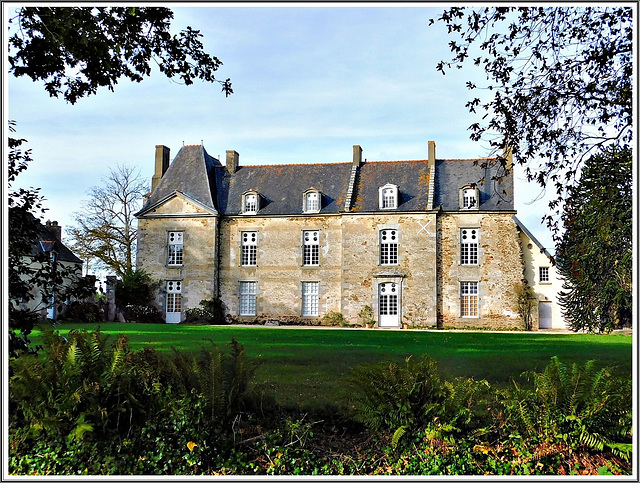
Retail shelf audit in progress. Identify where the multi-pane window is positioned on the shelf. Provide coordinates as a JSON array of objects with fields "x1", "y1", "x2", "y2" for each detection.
[
  {"x1": 460, "y1": 229, "x2": 478, "y2": 265},
  {"x1": 166, "y1": 280, "x2": 182, "y2": 313},
  {"x1": 239, "y1": 281, "x2": 257, "y2": 316},
  {"x1": 303, "y1": 230, "x2": 320, "y2": 266},
  {"x1": 244, "y1": 193, "x2": 258, "y2": 214},
  {"x1": 380, "y1": 229, "x2": 398, "y2": 265},
  {"x1": 304, "y1": 192, "x2": 320, "y2": 212},
  {"x1": 460, "y1": 282, "x2": 478, "y2": 317},
  {"x1": 462, "y1": 189, "x2": 477, "y2": 209},
  {"x1": 168, "y1": 231, "x2": 184, "y2": 266},
  {"x1": 539, "y1": 267, "x2": 550, "y2": 283},
  {"x1": 302, "y1": 282, "x2": 319, "y2": 316},
  {"x1": 379, "y1": 184, "x2": 398, "y2": 209},
  {"x1": 241, "y1": 232, "x2": 257, "y2": 266},
  {"x1": 379, "y1": 283, "x2": 399, "y2": 316}
]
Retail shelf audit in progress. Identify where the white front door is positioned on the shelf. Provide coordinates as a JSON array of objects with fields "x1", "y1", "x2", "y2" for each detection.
[
  {"x1": 539, "y1": 301, "x2": 552, "y2": 329},
  {"x1": 166, "y1": 280, "x2": 183, "y2": 323},
  {"x1": 378, "y1": 282, "x2": 400, "y2": 327}
]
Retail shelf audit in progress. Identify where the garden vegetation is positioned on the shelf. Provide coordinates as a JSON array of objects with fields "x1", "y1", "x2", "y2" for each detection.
[{"x1": 9, "y1": 328, "x2": 632, "y2": 475}]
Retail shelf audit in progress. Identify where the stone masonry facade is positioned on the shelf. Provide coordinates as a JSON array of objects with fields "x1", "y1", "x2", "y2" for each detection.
[{"x1": 136, "y1": 141, "x2": 527, "y2": 329}]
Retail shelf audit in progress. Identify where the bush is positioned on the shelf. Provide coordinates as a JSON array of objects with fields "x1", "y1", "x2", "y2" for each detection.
[
  {"x1": 321, "y1": 311, "x2": 344, "y2": 326},
  {"x1": 344, "y1": 355, "x2": 448, "y2": 432},
  {"x1": 185, "y1": 297, "x2": 226, "y2": 325},
  {"x1": 65, "y1": 301, "x2": 104, "y2": 323}
]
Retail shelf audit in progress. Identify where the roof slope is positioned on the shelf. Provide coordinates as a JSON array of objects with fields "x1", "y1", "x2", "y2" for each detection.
[
  {"x1": 143, "y1": 145, "x2": 221, "y2": 211},
  {"x1": 29, "y1": 220, "x2": 83, "y2": 264},
  {"x1": 434, "y1": 158, "x2": 514, "y2": 211},
  {"x1": 218, "y1": 163, "x2": 353, "y2": 215},
  {"x1": 350, "y1": 160, "x2": 431, "y2": 212}
]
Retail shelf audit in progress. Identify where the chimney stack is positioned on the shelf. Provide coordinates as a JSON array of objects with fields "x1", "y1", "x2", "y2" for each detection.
[
  {"x1": 152, "y1": 145, "x2": 170, "y2": 191},
  {"x1": 502, "y1": 144, "x2": 513, "y2": 170},
  {"x1": 226, "y1": 150, "x2": 239, "y2": 174},
  {"x1": 428, "y1": 141, "x2": 436, "y2": 165},
  {"x1": 352, "y1": 145, "x2": 362, "y2": 167},
  {"x1": 45, "y1": 220, "x2": 62, "y2": 241}
]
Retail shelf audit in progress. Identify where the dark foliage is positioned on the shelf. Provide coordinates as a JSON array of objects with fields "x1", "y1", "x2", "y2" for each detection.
[
  {"x1": 431, "y1": 7, "x2": 632, "y2": 235},
  {"x1": 555, "y1": 146, "x2": 632, "y2": 332},
  {"x1": 8, "y1": 6, "x2": 232, "y2": 104},
  {"x1": 8, "y1": 122, "x2": 95, "y2": 357}
]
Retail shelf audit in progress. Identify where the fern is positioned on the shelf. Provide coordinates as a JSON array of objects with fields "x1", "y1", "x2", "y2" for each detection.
[{"x1": 391, "y1": 425, "x2": 406, "y2": 448}]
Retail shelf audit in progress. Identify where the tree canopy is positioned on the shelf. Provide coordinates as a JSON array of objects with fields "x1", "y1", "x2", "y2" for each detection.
[
  {"x1": 8, "y1": 6, "x2": 232, "y2": 104},
  {"x1": 555, "y1": 145, "x2": 632, "y2": 333},
  {"x1": 68, "y1": 165, "x2": 148, "y2": 278},
  {"x1": 431, "y1": 7, "x2": 632, "y2": 231}
]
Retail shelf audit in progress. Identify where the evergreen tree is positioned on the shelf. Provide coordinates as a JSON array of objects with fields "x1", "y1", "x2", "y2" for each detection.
[{"x1": 555, "y1": 146, "x2": 632, "y2": 333}]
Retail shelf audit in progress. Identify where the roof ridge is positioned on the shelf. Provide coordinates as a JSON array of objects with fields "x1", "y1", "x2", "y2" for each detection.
[{"x1": 235, "y1": 161, "x2": 353, "y2": 168}]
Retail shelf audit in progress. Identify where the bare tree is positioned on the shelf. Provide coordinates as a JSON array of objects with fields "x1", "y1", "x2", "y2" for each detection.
[{"x1": 68, "y1": 165, "x2": 148, "y2": 278}]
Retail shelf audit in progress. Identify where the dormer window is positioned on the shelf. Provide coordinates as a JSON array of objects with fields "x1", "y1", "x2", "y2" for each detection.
[
  {"x1": 379, "y1": 184, "x2": 398, "y2": 210},
  {"x1": 303, "y1": 189, "x2": 321, "y2": 213},
  {"x1": 242, "y1": 190, "x2": 260, "y2": 214},
  {"x1": 460, "y1": 185, "x2": 479, "y2": 210}
]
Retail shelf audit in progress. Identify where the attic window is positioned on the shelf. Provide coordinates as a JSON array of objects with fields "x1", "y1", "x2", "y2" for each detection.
[
  {"x1": 379, "y1": 184, "x2": 398, "y2": 210},
  {"x1": 460, "y1": 185, "x2": 479, "y2": 210},
  {"x1": 303, "y1": 189, "x2": 321, "y2": 213},
  {"x1": 242, "y1": 191, "x2": 260, "y2": 215}
]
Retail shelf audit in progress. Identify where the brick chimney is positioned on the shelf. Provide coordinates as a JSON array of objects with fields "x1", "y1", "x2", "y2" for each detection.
[
  {"x1": 152, "y1": 145, "x2": 170, "y2": 191},
  {"x1": 45, "y1": 220, "x2": 62, "y2": 241},
  {"x1": 226, "y1": 150, "x2": 239, "y2": 174},
  {"x1": 352, "y1": 145, "x2": 362, "y2": 167}
]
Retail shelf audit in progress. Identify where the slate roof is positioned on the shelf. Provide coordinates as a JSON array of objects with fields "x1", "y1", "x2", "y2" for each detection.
[
  {"x1": 350, "y1": 160, "x2": 431, "y2": 212},
  {"x1": 29, "y1": 219, "x2": 83, "y2": 264},
  {"x1": 138, "y1": 145, "x2": 515, "y2": 217},
  {"x1": 144, "y1": 145, "x2": 221, "y2": 210},
  {"x1": 218, "y1": 162, "x2": 352, "y2": 215},
  {"x1": 434, "y1": 158, "x2": 514, "y2": 211}
]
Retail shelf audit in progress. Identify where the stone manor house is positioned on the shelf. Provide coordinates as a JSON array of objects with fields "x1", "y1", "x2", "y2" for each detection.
[{"x1": 135, "y1": 141, "x2": 564, "y2": 329}]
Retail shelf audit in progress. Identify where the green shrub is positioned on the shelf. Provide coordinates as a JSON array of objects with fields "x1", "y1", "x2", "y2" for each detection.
[
  {"x1": 344, "y1": 355, "x2": 448, "y2": 432},
  {"x1": 65, "y1": 301, "x2": 104, "y2": 323},
  {"x1": 321, "y1": 311, "x2": 344, "y2": 326},
  {"x1": 497, "y1": 356, "x2": 633, "y2": 459},
  {"x1": 185, "y1": 297, "x2": 226, "y2": 325},
  {"x1": 358, "y1": 305, "x2": 375, "y2": 327}
]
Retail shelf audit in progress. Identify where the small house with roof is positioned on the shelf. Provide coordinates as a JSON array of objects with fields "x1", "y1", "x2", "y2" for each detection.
[
  {"x1": 136, "y1": 141, "x2": 555, "y2": 329},
  {"x1": 13, "y1": 219, "x2": 85, "y2": 320}
]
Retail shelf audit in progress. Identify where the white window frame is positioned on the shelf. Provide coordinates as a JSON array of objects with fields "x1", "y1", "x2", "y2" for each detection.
[
  {"x1": 239, "y1": 281, "x2": 257, "y2": 316},
  {"x1": 302, "y1": 230, "x2": 320, "y2": 266},
  {"x1": 539, "y1": 266, "x2": 550, "y2": 283},
  {"x1": 302, "y1": 281, "x2": 319, "y2": 316},
  {"x1": 166, "y1": 280, "x2": 183, "y2": 313},
  {"x1": 241, "y1": 231, "x2": 258, "y2": 266},
  {"x1": 242, "y1": 191, "x2": 259, "y2": 215},
  {"x1": 460, "y1": 228, "x2": 479, "y2": 265},
  {"x1": 460, "y1": 281, "x2": 479, "y2": 317},
  {"x1": 378, "y1": 184, "x2": 398, "y2": 210},
  {"x1": 461, "y1": 187, "x2": 478, "y2": 210},
  {"x1": 167, "y1": 231, "x2": 184, "y2": 266},
  {"x1": 303, "y1": 190, "x2": 321, "y2": 213},
  {"x1": 379, "y1": 229, "x2": 399, "y2": 265}
]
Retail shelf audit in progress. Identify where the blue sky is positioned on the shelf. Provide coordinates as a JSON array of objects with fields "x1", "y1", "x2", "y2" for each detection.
[{"x1": 6, "y1": 4, "x2": 556, "y2": 256}]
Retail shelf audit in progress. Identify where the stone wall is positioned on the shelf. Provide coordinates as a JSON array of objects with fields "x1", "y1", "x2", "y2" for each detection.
[
  {"x1": 137, "y1": 210, "x2": 218, "y2": 322},
  {"x1": 437, "y1": 212, "x2": 523, "y2": 328}
]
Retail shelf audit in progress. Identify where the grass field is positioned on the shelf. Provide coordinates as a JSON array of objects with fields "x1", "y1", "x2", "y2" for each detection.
[{"x1": 33, "y1": 322, "x2": 634, "y2": 409}]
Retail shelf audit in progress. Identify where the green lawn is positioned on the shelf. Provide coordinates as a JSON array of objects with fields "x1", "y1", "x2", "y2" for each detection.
[{"x1": 33, "y1": 322, "x2": 633, "y2": 409}]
